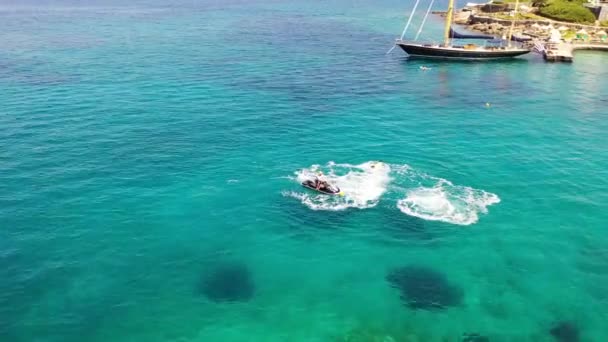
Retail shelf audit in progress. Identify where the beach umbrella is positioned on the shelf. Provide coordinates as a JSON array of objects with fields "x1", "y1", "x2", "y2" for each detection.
[
  {"x1": 576, "y1": 28, "x2": 589, "y2": 41},
  {"x1": 596, "y1": 30, "x2": 607, "y2": 36},
  {"x1": 558, "y1": 26, "x2": 568, "y2": 31},
  {"x1": 531, "y1": 23, "x2": 541, "y2": 29}
]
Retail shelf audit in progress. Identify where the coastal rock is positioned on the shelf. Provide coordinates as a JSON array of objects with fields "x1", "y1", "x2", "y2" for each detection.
[
  {"x1": 198, "y1": 262, "x2": 255, "y2": 303},
  {"x1": 481, "y1": 3, "x2": 509, "y2": 13},
  {"x1": 454, "y1": 11, "x2": 472, "y2": 25},
  {"x1": 386, "y1": 265, "x2": 463, "y2": 310},
  {"x1": 487, "y1": 23, "x2": 505, "y2": 34}
]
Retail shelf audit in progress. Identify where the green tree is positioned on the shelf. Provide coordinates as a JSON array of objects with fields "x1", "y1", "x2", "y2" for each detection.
[{"x1": 538, "y1": 0, "x2": 596, "y2": 23}]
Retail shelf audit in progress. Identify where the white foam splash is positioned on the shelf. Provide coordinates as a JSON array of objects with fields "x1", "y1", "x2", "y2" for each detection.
[
  {"x1": 285, "y1": 161, "x2": 391, "y2": 211},
  {"x1": 285, "y1": 161, "x2": 500, "y2": 225},
  {"x1": 396, "y1": 177, "x2": 500, "y2": 226}
]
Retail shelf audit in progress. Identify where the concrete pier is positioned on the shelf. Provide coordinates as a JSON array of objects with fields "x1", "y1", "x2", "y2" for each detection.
[
  {"x1": 543, "y1": 43, "x2": 573, "y2": 62},
  {"x1": 542, "y1": 42, "x2": 608, "y2": 62}
]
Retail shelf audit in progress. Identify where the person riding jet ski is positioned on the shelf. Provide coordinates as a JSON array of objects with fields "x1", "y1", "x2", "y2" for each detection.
[
  {"x1": 301, "y1": 171, "x2": 342, "y2": 195},
  {"x1": 314, "y1": 171, "x2": 328, "y2": 191}
]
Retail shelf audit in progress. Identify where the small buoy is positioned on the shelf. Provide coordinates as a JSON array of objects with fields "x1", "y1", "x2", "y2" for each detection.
[{"x1": 485, "y1": 102, "x2": 491, "y2": 107}]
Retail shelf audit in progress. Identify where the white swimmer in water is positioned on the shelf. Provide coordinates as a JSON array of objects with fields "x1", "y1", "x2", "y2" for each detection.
[{"x1": 419, "y1": 66, "x2": 431, "y2": 71}]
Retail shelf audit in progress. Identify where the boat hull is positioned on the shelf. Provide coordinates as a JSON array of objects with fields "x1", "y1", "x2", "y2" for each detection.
[{"x1": 397, "y1": 42, "x2": 530, "y2": 60}]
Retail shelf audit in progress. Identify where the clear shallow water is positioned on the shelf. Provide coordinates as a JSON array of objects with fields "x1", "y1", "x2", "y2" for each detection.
[{"x1": 1, "y1": 0, "x2": 607, "y2": 341}]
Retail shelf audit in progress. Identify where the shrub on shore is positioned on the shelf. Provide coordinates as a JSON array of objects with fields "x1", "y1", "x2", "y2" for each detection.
[{"x1": 538, "y1": 0, "x2": 596, "y2": 24}]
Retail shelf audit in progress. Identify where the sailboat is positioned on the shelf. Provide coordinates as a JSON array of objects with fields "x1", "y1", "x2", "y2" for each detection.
[{"x1": 394, "y1": 0, "x2": 530, "y2": 59}]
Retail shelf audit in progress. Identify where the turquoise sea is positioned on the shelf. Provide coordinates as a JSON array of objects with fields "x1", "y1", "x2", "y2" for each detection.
[{"x1": 1, "y1": 0, "x2": 607, "y2": 341}]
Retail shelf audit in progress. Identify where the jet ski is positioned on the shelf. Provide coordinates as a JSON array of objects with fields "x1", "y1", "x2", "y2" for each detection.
[{"x1": 301, "y1": 179, "x2": 343, "y2": 196}]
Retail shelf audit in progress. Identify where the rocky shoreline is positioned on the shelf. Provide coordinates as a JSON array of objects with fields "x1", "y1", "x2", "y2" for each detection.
[{"x1": 452, "y1": 9, "x2": 608, "y2": 43}]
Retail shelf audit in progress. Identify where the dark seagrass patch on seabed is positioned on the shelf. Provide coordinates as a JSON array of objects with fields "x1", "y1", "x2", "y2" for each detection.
[
  {"x1": 549, "y1": 321, "x2": 579, "y2": 342},
  {"x1": 462, "y1": 332, "x2": 490, "y2": 342},
  {"x1": 198, "y1": 262, "x2": 255, "y2": 303},
  {"x1": 386, "y1": 265, "x2": 463, "y2": 310}
]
